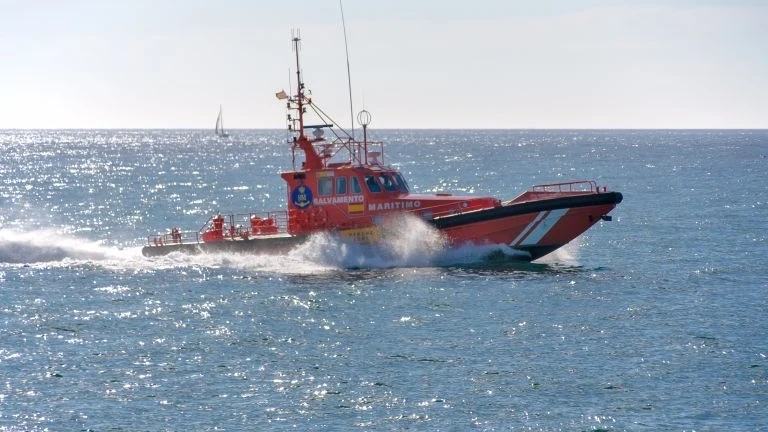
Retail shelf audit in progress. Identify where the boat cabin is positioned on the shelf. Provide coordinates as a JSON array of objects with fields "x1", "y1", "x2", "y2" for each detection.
[
  {"x1": 276, "y1": 34, "x2": 500, "y2": 237},
  {"x1": 279, "y1": 131, "x2": 500, "y2": 237}
]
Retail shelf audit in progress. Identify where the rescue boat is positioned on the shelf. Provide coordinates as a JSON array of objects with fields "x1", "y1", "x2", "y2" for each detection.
[{"x1": 141, "y1": 35, "x2": 622, "y2": 261}]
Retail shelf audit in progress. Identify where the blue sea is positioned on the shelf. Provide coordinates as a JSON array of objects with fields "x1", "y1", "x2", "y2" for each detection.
[{"x1": 0, "y1": 129, "x2": 766, "y2": 431}]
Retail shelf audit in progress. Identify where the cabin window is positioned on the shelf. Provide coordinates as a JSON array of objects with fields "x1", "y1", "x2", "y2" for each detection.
[
  {"x1": 379, "y1": 174, "x2": 398, "y2": 192},
  {"x1": 336, "y1": 176, "x2": 347, "y2": 195},
  {"x1": 351, "y1": 176, "x2": 362, "y2": 194},
  {"x1": 393, "y1": 173, "x2": 410, "y2": 192},
  {"x1": 318, "y1": 177, "x2": 333, "y2": 196},
  {"x1": 365, "y1": 175, "x2": 382, "y2": 193}
]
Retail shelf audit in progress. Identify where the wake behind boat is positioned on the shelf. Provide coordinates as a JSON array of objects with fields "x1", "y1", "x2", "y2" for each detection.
[{"x1": 142, "y1": 35, "x2": 622, "y2": 261}]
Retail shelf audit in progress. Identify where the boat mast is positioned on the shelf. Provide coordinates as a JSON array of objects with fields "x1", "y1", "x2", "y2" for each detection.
[
  {"x1": 339, "y1": 0, "x2": 355, "y2": 141},
  {"x1": 292, "y1": 33, "x2": 305, "y2": 140},
  {"x1": 290, "y1": 31, "x2": 323, "y2": 170}
]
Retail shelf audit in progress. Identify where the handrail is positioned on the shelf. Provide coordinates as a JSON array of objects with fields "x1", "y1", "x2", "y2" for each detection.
[
  {"x1": 146, "y1": 230, "x2": 199, "y2": 247},
  {"x1": 316, "y1": 137, "x2": 385, "y2": 167},
  {"x1": 146, "y1": 210, "x2": 291, "y2": 247},
  {"x1": 531, "y1": 180, "x2": 598, "y2": 193}
]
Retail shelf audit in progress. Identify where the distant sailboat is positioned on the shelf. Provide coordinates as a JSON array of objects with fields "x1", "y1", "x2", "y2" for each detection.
[{"x1": 215, "y1": 105, "x2": 230, "y2": 138}]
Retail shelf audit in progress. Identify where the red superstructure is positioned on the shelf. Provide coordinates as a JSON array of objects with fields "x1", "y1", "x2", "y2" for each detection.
[{"x1": 143, "y1": 35, "x2": 622, "y2": 261}]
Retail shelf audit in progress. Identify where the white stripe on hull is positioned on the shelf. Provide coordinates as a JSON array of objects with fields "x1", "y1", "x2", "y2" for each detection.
[
  {"x1": 510, "y1": 210, "x2": 548, "y2": 246},
  {"x1": 512, "y1": 208, "x2": 569, "y2": 247}
]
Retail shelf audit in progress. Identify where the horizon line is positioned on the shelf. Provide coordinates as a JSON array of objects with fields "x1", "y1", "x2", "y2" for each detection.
[{"x1": 2, "y1": 127, "x2": 767, "y2": 131}]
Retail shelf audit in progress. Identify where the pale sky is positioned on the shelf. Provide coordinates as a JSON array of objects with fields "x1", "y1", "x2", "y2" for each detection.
[{"x1": 1, "y1": 0, "x2": 766, "y2": 129}]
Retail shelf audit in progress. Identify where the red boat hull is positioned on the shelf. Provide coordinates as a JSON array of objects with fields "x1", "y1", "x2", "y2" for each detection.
[
  {"x1": 432, "y1": 192, "x2": 622, "y2": 260},
  {"x1": 141, "y1": 234, "x2": 308, "y2": 257},
  {"x1": 142, "y1": 192, "x2": 622, "y2": 261}
]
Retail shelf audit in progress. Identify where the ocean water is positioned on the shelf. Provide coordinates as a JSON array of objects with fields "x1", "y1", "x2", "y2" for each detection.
[{"x1": 0, "y1": 129, "x2": 766, "y2": 431}]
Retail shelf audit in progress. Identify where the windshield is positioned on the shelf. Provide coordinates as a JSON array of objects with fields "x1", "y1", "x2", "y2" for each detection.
[
  {"x1": 392, "y1": 173, "x2": 409, "y2": 192},
  {"x1": 378, "y1": 174, "x2": 398, "y2": 192},
  {"x1": 364, "y1": 175, "x2": 381, "y2": 193}
]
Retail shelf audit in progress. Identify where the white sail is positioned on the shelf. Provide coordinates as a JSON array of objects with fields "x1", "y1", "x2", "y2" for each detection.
[{"x1": 215, "y1": 105, "x2": 229, "y2": 137}]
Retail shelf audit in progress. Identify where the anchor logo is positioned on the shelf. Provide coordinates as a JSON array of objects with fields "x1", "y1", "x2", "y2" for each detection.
[{"x1": 291, "y1": 184, "x2": 313, "y2": 209}]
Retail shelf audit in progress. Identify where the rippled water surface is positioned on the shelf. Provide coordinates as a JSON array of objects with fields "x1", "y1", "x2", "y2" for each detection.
[{"x1": 1, "y1": 129, "x2": 766, "y2": 431}]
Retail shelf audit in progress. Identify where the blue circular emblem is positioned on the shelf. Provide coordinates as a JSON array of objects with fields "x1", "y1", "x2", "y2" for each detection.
[{"x1": 291, "y1": 184, "x2": 313, "y2": 209}]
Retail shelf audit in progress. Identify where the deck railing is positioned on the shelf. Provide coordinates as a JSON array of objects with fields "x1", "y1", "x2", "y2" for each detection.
[
  {"x1": 147, "y1": 210, "x2": 290, "y2": 247},
  {"x1": 531, "y1": 180, "x2": 599, "y2": 193}
]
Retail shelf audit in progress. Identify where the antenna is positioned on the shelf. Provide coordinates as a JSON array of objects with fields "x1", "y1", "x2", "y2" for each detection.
[
  {"x1": 291, "y1": 30, "x2": 305, "y2": 139},
  {"x1": 339, "y1": 0, "x2": 355, "y2": 140}
]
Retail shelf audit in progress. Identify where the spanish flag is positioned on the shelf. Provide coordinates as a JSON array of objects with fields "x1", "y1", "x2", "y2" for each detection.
[{"x1": 348, "y1": 203, "x2": 365, "y2": 213}]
